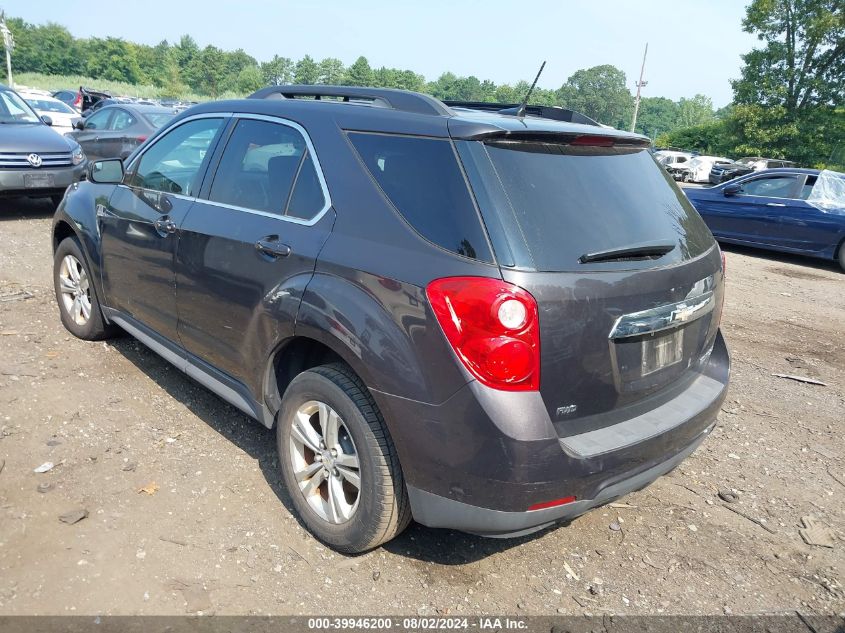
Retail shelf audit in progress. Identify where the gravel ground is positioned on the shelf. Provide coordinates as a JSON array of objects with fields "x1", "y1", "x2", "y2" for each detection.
[{"x1": 0, "y1": 197, "x2": 843, "y2": 616}]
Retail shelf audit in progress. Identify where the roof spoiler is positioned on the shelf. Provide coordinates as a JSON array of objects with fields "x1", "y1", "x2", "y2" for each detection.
[{"x1": 443, "y1": 101, "x2": 601, "y2": 127}]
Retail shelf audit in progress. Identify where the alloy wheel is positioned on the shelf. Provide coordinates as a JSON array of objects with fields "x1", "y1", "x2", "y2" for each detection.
[
  {"x1": 289, "y1": 400, "x2": 361, "y2": 524},
  {"x1": 58, "y1": 254, "x2": 92, "y2": 326}
]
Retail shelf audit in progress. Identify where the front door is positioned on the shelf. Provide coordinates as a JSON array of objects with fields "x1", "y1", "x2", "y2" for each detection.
[
  {"x1": 71, "y1": 108, "x2": 112, "y2": 161},
  {"x1": 99, "y1": 115, "x2": 227, "y2": 342},
  {"x1": 176, "y1": 115, "x2": 333, "y2": 393}
]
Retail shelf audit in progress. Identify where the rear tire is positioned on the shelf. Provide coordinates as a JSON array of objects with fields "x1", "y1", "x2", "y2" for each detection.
[
  {"x1": 53, "y1": 236, "x2": 116, "y2": 340},
  {"x1": 838, "y1": 242, "x2": 845, "y2": 273},
  {"x1": 277, "y1": 363, "x2": 411, "y2": 553}
]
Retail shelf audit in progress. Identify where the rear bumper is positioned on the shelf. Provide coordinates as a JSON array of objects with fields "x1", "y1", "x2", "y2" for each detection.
[
  {"x1": 376, "y1": 331, "x2": 729, "y2": 536},
  {"x1": 0, "y1": 165, "x2": 86, "y2": 197},
  {"x1": 408, "y1": 425, "x2": 710, "y2": 537}
]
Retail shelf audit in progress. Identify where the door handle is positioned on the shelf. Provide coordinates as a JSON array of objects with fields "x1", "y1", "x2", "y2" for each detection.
[
  {"x1": 255, "y1": 236, "x2": 291, "y2": 258},
  {"x1": 153, "y1": 217, "x2": 177, "y2": 236},
  {"x1": 766, "y1": 202, "x2": 786, "y2": 207}
]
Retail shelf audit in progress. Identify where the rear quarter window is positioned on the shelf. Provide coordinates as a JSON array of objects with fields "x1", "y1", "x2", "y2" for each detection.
[{"x1": 348, "y1": 132, "x2": 493, "y2": 263}]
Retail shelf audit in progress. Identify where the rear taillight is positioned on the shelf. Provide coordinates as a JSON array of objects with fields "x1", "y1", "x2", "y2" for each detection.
[
  {"x1": 73, "y1": 92, "x2": 81, "y2": 108},
  {"x1": 136, "y1": 135, "x2": 148, "y2": 143},
  {"x1": 426, "y1": 277, "x2": 540, "y2": 391}
]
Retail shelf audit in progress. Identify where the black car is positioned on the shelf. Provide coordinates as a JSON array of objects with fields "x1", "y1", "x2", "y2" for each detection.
[
  {"x1": 68, "y1": 104, "x2": 177, "y2": 161},
  {"x1": 710, "y1": 157, "x2": 797, "y2": 184},
  {"x1": 50, "y1": 86, "x2": 729, "y2": 553},
  {"x1": 0, "y1": 84, "x2": 87, "y2": 205}
]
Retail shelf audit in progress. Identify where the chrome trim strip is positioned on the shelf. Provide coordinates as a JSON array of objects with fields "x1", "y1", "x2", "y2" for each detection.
[{"x1": 609, "y1": 291, "x2": 715, "y2": 339}]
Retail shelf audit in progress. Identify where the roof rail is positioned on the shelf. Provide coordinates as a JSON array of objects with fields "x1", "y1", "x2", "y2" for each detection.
[
  {"x1": 443, "y1": 101, "x2": 601, "y2": 127},
  {"x1": 249, "y1": 85, "x2": 452, "y2": 117}
]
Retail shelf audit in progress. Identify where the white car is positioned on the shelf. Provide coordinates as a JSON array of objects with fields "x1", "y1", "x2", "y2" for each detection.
[
  {"x1": 686, "y1": 155, "x2": 732, "y2": 183},
  {"x1": 17, "y1": 89, "x2": 79, "y2": 135},
  {"x1": 654, "y1": 150, "x2": 694, "y2": 180}
]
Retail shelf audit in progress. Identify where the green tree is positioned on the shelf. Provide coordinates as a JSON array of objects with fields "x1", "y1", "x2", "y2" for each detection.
[
  {"x1": 8, "y1": 19, "x2": 84, "y2": 75},
  {"x1": 733, "y1": 0, "x2": 845, "y2": 114},
  {"x1": 344, "y1": 56, "x2": 373, "y2": 86},
  {"x1": 556, "y1": 65, "x2": 634, "y2": 128},
  {"x1": 261, "y1": 55, "x2": 294, "y2": 86},
  {"x1": 84, "y1": 37, "x2": 143, "y2": 84},
  {"x1": 186, "y1": 45, "x2": 226, "y2": 96},
  {"x1": 294, "y1": 55, "x2": 319, "y2": 84},
  {"x1": 318, "y1": 57, "x2": 345, "y2": 84},
  {"x1": 236, "y1": 65, "x2": 264, "y2": 94},
  {"x1": 676, "y1": 94, "x2": 715, "y2": 129},
  {"x1": 634, "y1": 97, "x2": 680, "y2": 139}
]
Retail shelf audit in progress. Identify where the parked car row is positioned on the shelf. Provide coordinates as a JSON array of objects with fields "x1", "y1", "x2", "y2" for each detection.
[
  {"x1": 51, "y1": 86, "x2": 197, "y2": 116},
  {"x1": 654, "y1": 148, "x2": 795, "y2": 184}
]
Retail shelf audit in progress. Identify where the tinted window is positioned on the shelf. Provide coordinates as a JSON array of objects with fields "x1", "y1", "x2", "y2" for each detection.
[
  {"x1": 470, "y1": 141, "x2": 712, "y2": 271},
  {"x1": 348, "y1": 133, "x2": 492, "y2": 262},
  {"x1": 740, "y1": 175, "x2": 798, "y2": 198},
  {"x1": 287, "y1": 152, "x2": 326, "y2": 219},
  {"x1": 84, "y1": 110, "x2": 110, "y2": 130},
  {"x1": 208, "y1": 118, "x2": 324, "y2": 217},
  {"x1": 109, "y1": 109, "x2": 135, "y2": 131},
  {"x1": 129, "y1": 117, "x2": 223, "y2": 195}
]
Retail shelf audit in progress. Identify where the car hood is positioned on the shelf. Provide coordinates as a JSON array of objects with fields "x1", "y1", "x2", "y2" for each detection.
[{"x1": 0, "y1": 123, "x2": 76, "y2": 152}]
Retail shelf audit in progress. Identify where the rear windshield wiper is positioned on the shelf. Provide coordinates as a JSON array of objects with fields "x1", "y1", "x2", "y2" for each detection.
[{"x1": 579, "y1": 241, "x2": 676, "y2": 264}]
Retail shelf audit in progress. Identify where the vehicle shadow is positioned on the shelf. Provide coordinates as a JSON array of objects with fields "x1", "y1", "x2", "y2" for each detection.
[
  {"x1": 109, "y1": 335, "x2": 548, "y2": 563},
  {"x1": 720, "y1": 242, "x2": 841, "y2": 274},
  {"x1": 0, "y1": 196, "x2": 56, "y2": 221}
]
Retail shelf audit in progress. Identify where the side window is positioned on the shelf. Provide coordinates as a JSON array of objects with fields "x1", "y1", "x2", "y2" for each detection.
[
  {"x1": 677, "y1": 156, "x2": 687, "y2": 164},
  {"x1": 84, "y1": 109, "x2": 111, "y2": 130},
  {"x1": 740, "y1": 176, "x2": 798, "y2": 199},
  {"x1": 128, "y1": 117, "x2": 223, "y2": 195},
  {"x1": 109, "y1": 109, "x2": 135, "y2": 131},
  {"x1": 207, "y1": 118, "x2": 325, "y2": 218},
  {"x1": 348, "y1": 132, "x2": 492, "y2": 262},
  {"x1": 799, "y1": 176, "x2": 817, "y2": 200}
]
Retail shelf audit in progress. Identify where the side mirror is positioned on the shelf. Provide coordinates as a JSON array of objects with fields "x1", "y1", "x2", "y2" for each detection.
[
  {"x1": 723, "y1": 183, "x2": 741, "y2": 196},
  {"x1": 88, "y1": 159, "x2": 124, "y2": 184},
  {"x1": 73, "y1": 118, "x2": 85, "y2": 130},
  {"x1": 41, "y1": 115, "x2": 53, "y2": 126}
]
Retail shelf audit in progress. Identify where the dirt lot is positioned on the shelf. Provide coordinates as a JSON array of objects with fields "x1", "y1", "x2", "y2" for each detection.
[{"x1": 0, "y1": 197, "x2": 843, "y2": 616}]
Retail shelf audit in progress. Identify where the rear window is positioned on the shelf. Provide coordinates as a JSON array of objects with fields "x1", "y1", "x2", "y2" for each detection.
[
  {"x1": 464, "y1": 141, "x2": 713, "y2": 271},
  {"x1": 348, "y1": 132, "x2": 492, "y2": 263}
]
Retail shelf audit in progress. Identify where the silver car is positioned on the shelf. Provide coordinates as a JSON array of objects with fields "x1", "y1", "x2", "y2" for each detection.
[{"x1": 0, "y1": 84, "x2": 86, "y2": 207}]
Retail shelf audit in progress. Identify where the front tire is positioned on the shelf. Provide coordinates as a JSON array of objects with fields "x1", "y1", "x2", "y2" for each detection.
[
  {"x1": 53, "y1": 236, "x2": 115, "y2": 340},
  {"x1": 277, "y1": 363, "x2": 411, "y2": 553}
]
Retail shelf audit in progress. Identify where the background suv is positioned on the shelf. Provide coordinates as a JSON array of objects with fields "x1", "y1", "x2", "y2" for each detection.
[{"x1": 51, "y1": 86, "x2": 729, "y2": 553}]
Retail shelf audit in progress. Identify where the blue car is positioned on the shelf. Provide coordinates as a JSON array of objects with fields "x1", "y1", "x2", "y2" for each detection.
[{"x1": 684, "y1": 168, "x2": 845, "y2": 271}]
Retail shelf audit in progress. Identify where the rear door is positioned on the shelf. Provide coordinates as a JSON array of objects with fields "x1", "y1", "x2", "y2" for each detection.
[
  {"x1": 175, "y1": 115, "x2": 333, "y2": 391},
  {"x1": 99, "y1": 115, "x2": 227, "y2": 341},
  {"x1": 767, "y1": 174, "x2": 838, "y2": 252},
  {"x1": 100, "y1": 107, "x2": 141, "y2": 159},
  {"x1": 458, "y1": 138, "x2": 723, "y2": 428},
  {"x1": 729, "y1": 173, "x2": 802, "y2": 245}
]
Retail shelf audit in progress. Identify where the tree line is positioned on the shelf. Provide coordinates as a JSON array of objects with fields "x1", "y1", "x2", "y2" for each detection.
[
  {"x1": 6, "y1": 0, "x2": 844, "y2": 169},
  {"x1": 5, "y1": 16, "x2": 715, "y2": 138}
]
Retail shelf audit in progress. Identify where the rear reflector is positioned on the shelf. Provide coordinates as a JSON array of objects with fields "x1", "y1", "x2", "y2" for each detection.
[{"x1": 528, "y1": 496, "x2": 577, "y2": 511}]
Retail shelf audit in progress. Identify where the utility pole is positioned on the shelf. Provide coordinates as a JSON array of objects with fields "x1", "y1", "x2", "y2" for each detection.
[
  {"x1": 0, "y1": 11, "x2": 13, "y2": 89},
  {"x1": 630, "y1": 42, "x2": 648, "y2": 132}
]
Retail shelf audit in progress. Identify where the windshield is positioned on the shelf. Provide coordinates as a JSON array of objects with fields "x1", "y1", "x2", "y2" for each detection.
[
  {"x1": 0, "y1": 90, "x2": 41, "y2": 124},
  {"x1": 462, "y1": 141, "x2": 714, "y2": 271},
  {"x1": 24, "y1": 97, "x2": 76, "y2": 114},
  {"x1": 143, "y1": 112, "x2": 177, "y2": 128}
]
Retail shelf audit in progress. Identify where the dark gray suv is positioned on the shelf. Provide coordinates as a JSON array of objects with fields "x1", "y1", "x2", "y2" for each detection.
[{"x1": 50, "y1": 86, "x2": 729, "y2": 553}]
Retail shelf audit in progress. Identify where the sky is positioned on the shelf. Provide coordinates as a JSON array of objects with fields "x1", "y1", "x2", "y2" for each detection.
[{"x1": 4, "y1": 0, "x2": 760, "y2": 106}]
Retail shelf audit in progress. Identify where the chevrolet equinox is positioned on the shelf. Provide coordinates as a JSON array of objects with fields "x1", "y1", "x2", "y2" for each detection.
[{"x1": 51, "y1": 86, "x2": 730, "y2": 553}]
